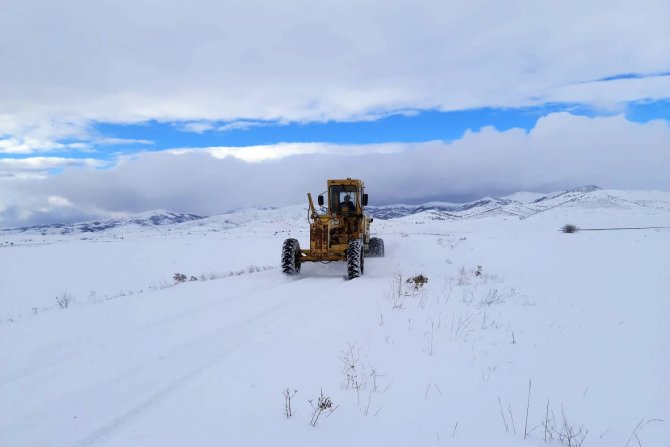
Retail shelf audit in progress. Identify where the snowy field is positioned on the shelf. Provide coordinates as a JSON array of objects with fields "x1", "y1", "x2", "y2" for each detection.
[{"x1": 1, "y1": 188, "x2": 669, "y2": 446}]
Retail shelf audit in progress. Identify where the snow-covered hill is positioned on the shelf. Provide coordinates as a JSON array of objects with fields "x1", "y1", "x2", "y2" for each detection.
[
  {"x1": 368, "y1": 185, "x2": 670, "y2": 221},
  {"x1": 0, "y1": 187, "x2": 668, "y2": 447},
  {"x1": 2, "y1": 210, "x2": 205, "y2": 235},
  {"x1": 4, "y1": 186, "x2": 668, "y2": 239}
]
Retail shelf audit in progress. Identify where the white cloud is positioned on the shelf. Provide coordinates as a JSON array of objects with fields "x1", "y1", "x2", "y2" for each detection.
[
  {"x1": 0, "y1": 137, "x2": 65, "y2": 154},
  {"x1": 0, "y1": 114, "x2": 92, "y2": 154},
  {"x1": 0, "y1": 157, "x2": 107, "y2": 181},
  {"x1": 0, "y1": 157, "x2": 105, "y2": 171},
  {"x1": 1, "y1": 113, "x2": 667, "y2": 228},
  {"x1": 167, "y1": 142, "x2": 404, "y2": 162},
  {"x1": 0, "y1": 0, "x2": 668, "y2": 153},
  {"x1": 217, "y1": 121, "x2": 267, "y2": 132},
  {"x1": 0, "y1": 119, "x2": 153, "y2": 154},
  {"x1": 175, "y1": 122, "x2": 216, "y2": 134},
  {"x1": 46, "y1": 195, "x2": 74, "y2": 208},
  {"x1": 547, "y1": 76, "x2": 670, "y2": 110},
  {"x1": 94, "y1": 138, "x2": 153, "y2": 146},
  {"x1": 173, "y1": 120, "x2": 271, "y2": 134}
]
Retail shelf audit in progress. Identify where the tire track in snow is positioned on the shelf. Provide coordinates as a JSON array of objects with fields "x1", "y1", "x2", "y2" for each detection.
[
  {"x1": 0, "y1": 273, "x2": 308, "y2": 389},
  {"x1": 68, "y1": 276, "x2": 352, "y2": 447}
]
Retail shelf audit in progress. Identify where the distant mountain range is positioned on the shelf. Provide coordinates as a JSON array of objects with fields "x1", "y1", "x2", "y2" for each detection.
[
  {"x1": 366, "y1": 185, "x2": 603, "y2": 219},
  {"x1": 3, "y1": 211, "x2": 205, "y2": 235},
  {"x1": 5, "y1": 185, "x2": 669, "y2": 236}
]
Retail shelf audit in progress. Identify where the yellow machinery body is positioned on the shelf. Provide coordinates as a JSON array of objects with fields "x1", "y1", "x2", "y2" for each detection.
[{"x1": 300, "y1": 178, "x2": 372, "y2": 262}]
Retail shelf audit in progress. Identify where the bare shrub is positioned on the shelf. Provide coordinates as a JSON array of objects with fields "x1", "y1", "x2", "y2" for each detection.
[
  {"x1": 388, "y1": 273, "x2": 408, "y2": 309},
  {"x1": 368, "y1": 364, "x2": 383, "y2": 393},
  {"x1": 308, "y1": 389, "x2": 337, "y2": 427},
  {"x1": 341, "y1": 343, "x2": 365, "y2": 401},
  {"x1": 480, "y1": 288, "x2": 506, "y2": 307},
  {"x1": 450, "y1": 311, "x2": 476, "y2": 340},
  {"x1": 55, "y1": 291, "x2": 74, "y2": 309},
  {"x1": 542, "y1": 403, "x2": 588, "y2": 447},
  {"x1": 283, "y1": 388, "x2": 297, "y2": 418},
  {"x1": 340, "y1": 343, "x2": 387, "y2": 415}
]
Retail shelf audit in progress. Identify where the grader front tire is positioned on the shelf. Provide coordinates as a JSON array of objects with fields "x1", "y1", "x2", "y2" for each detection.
[
  {"x1": 281, "y1": 238, "x2": 301, "y2": 275},
  {"x1": 347, "y1": 238, "x2": 364, "y2": 280}
]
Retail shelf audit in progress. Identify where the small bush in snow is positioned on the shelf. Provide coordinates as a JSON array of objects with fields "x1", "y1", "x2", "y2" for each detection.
[
  {"x1": 561, "y1": 224, "x2": 579, "y2": 234},
  {"x1": 406, "y1": 274, "x2": 429, "y2": 290},
  {"x1": 542, "y1": 403, "x2": 588, "y2": 447},
  {"x1": 308, "y1": 389, "x2": 337, "y2": 427},
  {"x1": 173, "y1": 273, "x2": 188, "y2": 283},
  {"x1": 55, "y1": 291, "x2": 74, "y2": 309}
]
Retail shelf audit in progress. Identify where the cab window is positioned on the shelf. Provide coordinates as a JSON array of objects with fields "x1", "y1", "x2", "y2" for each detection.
[{"x1": 329, "y1": 185, "x2": 358, "y2": 213}]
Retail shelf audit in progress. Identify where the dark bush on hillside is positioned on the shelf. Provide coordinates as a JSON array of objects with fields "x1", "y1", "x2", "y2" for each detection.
[
  {"x1": 561, "y1": 224, "x2": 579, "y2": 234},
  {"x1": 406, "y1": 274, "x2": 428, "y2": 290},
  {"x1": 173, "y1": 273, "x2": 188, "y2": 283}
]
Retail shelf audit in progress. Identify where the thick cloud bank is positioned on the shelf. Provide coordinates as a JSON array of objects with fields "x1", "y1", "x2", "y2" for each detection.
[
  {"x1": 1, "y1": 113, "x2": 668, "y2": 227},
  {"x1": 1, "y1": 0, "x2": 669, "y2": 153}
]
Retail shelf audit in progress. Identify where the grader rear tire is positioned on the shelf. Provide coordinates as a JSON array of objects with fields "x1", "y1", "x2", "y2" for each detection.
[
  {"x1": 281, "y1": 238, "x2": 301, "y2": 275},
  {"x1": 368, "y1": 237, "x2": 384, "y2": 257},
  {"x1": 347, "y1": 238, "x2": 364, "y2": 280}
]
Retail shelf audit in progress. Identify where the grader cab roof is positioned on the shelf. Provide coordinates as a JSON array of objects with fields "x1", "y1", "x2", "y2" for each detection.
[{"x1": 327, "y1": 178, "x2": 365, "y2": 187}]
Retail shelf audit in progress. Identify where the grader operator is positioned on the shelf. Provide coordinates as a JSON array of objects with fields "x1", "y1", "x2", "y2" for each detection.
[{"x1": 281, "y1": 178, "x2": 384, "y2": 279}]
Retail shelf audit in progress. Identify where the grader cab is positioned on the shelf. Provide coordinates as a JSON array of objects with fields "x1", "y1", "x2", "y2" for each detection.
[{"x1": 281, "y1": 178, "x2": 384, "y2": 279}]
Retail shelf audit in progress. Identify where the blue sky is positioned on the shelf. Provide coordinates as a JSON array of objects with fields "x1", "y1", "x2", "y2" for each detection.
[
  {"x1": 96, "y1": 104, "x2": 591, "y2": 150},
  {"x1": 33, "y1": 98, "x2": 665, "y2": 161}
]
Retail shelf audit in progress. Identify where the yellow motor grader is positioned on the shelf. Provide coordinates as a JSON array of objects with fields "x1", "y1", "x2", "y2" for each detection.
[{"x1": 281, "y1": 178, "x2": 384, "y2": 279}]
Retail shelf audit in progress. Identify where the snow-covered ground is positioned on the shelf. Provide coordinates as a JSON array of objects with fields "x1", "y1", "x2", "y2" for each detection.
[{"x1": 1, "y1": 188, "x2": 669, "y2": 446}]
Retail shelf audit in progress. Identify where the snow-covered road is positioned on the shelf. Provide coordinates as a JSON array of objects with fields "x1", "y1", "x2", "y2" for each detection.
[{"x1": 1, "y1": 189, "x2": 669, "y2": 446}]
